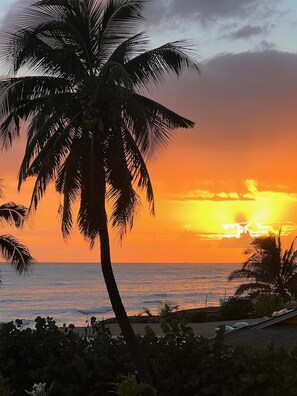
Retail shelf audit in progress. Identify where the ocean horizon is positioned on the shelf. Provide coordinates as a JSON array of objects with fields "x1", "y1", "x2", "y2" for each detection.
[{"x1": 0, "y1": 262, "x2": 241, "y2": 326}]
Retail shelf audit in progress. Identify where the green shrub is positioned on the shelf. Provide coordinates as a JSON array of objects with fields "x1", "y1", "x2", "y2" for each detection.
[
  {"x1": 0, "y1": 317, "x2": 130, "y2": 396},
  {"x1": 1, "y1": 316, "x2": 297, "y2": 395},
  {"x1": 251, "y1": 294, "x2": 284, "y2": 318},
  {"x1": 0, "y1": 374, "x2": 15, "y2": 396},
  {"x1": 111, "y1": 374, "x2": 156, "y2": 396},
  {"x1": 221, "y1": 296, "x2": 254, "y2": 320}
]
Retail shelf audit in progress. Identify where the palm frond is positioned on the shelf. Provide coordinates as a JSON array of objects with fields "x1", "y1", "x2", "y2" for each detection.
[
  {"x1": 0, "y1": 75, "x2": 73, "y2": 150},
  {"x1": 125, "y1": 93, "x2": 195, "y2": 157},
  {"x1": 121, "y1": 126, "x2": 154, "y2": 215},
  {"x1": 55, "y1": 138, "x2": 82, "y2": 238},
  {"x1": 228, "y1": 268, "x2": 259, "y2": 281},
  {"x1": 98, "y1": 0, "x2": 145, "y2": 48},
  {"x1": 124, "y1": 40, "x2": 200, "y2": 91},
  {"x1": 234, "y1": 282, "x2": 272, "y2": 296},
  {"x1": 77, "y1": 134, "x2": 106, "y2": 247},
  {"x1": 0, "y1": 234, "x2": 34, "y2": 273},
  {"x1": 105, "y1": 127, "x2": 141, "y2": 238},
  {"x1": 108, "y1": 32, "x2": 149, "y2": 65},
  {"x1": 0, "y1": 202, "x2": 28, "y2": 228}
]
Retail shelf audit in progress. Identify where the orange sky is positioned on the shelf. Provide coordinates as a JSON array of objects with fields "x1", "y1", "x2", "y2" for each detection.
[{"x1": 0, "y1": 0, "x2": 297, "y2": 263}]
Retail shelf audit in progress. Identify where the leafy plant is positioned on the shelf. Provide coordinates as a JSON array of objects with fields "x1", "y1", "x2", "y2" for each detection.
[
  {"x1": 2, "y1": 316, "x2": 297, "y2": 395},
  {"x1": 158, "y1": 302, "x2": 179, "y2": 320},
  {"x1": 110, "y1": 374, "x2": 156, "y2": 396},
  {"x1": 221, "y1": 296, "x2": 254, "y2": 320},
  {"x1": 251, "y1": 294, "x2": 284, "y2": 318},
  {"x1": 0, "y1": 374, "x2": 14, "y2": 396}
]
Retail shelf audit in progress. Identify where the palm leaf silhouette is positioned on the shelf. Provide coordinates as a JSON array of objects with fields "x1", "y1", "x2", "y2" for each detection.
[{"x1": 229, "y1": 231, "x2": 297, "y2": 303}]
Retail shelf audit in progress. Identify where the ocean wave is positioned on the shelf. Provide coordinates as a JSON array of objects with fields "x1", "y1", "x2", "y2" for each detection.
[
  {"x1": 192, "y1": 276, "x2": 218, "y2": 280},
  {"x1": 77, "y1": 307, "x2": 112, "y2": 315},
  {"x1": 0, "y1": 299, "x2": 22, "y2": 304},
  {"x1": 142, "y1": 300, "x2": 164, "y2": 305}
]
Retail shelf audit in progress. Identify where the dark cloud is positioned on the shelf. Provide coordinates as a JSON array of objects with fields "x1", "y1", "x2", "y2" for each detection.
[
  {"x1": 149, "y1": 49, "x2": 297, "y2": 189},
  {"x1": 156, "y1": 49, "x2": 297, "y2": 149},
  {"x1": 229, "y1": 25, "x2": 265, "y2": 39},
  {"x1": 197, "y1": 50, "x2": 297, "y2": 149}
]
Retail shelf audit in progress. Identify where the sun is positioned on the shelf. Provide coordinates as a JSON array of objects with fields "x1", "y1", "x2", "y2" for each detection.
[{"x1": 222, "y1": 222, "x2": 273, "y2": 238}]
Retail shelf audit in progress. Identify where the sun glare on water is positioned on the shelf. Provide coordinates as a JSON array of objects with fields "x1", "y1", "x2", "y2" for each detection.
[{"x1": 222, "y1": 222, "x2": 273, "y2": 238}]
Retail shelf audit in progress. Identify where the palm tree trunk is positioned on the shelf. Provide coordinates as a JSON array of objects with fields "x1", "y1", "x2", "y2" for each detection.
[{"x1": 98, "y1": 219, "x2": 150, "y2": 383}]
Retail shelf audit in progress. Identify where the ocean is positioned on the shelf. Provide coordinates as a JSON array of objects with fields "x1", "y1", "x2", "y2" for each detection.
[{"x1": 0, "y1": 262, "x2": 241, "y2": 327}]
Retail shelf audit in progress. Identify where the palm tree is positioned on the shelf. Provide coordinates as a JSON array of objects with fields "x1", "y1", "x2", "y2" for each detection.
[
  {"x1": 228, "y1": 231, "x2": 297, "y2": 303},
  {"x1": 0, "y1": 0, "x2": 199, "y2": 381},
  {"x1": 0, "y1": 187, "x2": 33, "y2": 282}
]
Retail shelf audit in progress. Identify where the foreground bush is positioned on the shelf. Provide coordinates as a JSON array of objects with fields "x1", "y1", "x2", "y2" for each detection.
[
  {"x1": 0, "y1": 317, "x2": 131, "y2": 396},
  {"x1": 221, "y1": 295, "x2": 285, "y2": 321},
  {"x1": 250, "y1": 294, "x2": 284, "y2": 318},
  {"x1": 1, "y1": 317, "x2": 297, "y2": 395},
  {"x1": 221, "y1": 296, "x2": 254, "y2": 320}
]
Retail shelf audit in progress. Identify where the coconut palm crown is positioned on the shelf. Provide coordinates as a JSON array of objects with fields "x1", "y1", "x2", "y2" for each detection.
[
  {"x1": 228, "y1": 231, "x2": 297, "y2": 303},
  {"x1": 0, "y1": 0, "x2": 199, "y2": 382}
]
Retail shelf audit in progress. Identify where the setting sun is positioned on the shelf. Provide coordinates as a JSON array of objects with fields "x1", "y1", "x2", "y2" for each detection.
[{"x1": 222, "y1": 222, "x2": 273, "y2": 239}]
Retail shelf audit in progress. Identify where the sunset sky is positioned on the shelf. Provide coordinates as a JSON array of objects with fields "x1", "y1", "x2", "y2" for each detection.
[{"x1": 0, "y1": 0, "x2": 297, "y2": 263}]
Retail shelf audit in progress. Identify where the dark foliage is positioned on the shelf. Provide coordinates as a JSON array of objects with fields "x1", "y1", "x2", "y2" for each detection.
[
  {"x1": 0, "y1": 200, "x2": 34, "y2": 281},
  {"x1": 221, "y1": 296, "x2": 254, "y2": 320},
  {"x1": 2, "y1": 317, "x2": 297, "y2": 396},
  {"x1": 228, "y1": 231, "x2": 297, "y2": 303}
]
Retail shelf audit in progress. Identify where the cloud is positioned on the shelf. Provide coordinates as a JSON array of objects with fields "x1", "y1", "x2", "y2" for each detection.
[
  {"x1": 155, "y1": 49, "x2": 297, "y2": 177},
  {"x1": 144, "y1": 0, "x2": 278, "y2": 27},
  {"x1": 169, "y1": 178, "x2": 297, "y2": 204},
  {"x1": 254, "y1": 39, "x2": 278, "y2": 51},
  {"x1": 171, "y1": 189, "x2": 254, "y2": 202},
  {"x1": 229, "y1": 25, "x2": 266, "y2": 39}
]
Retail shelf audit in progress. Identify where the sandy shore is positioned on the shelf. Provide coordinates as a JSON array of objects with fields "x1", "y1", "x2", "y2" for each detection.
[{"x1": 70, "y1": 318, "x2": 261, "y2": 337}]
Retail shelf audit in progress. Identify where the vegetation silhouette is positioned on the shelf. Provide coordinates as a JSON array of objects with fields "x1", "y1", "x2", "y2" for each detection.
[
  {"x1": 0, "y1": 185, "x2": 33, "y2": 283},
  {"x1": 228, "y1": 230, "x2": 297, "y2": 303},
  {"x1": 0, "y1": 0, "x2": 199, "y2": 381}
]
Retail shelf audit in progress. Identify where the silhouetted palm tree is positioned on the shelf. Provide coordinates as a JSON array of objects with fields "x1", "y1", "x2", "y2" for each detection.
[
  {"x1": 0, "y1": 0, "x2": 199, "y2": 380},
  {"x1": 0, "y1": 187, "x2": 33, "y2": 282},
  {"x1": 228, "y1": 231, "x2": 297, "y2": 303}
]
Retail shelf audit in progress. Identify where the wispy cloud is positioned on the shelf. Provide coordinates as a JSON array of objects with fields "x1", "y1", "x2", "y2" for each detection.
[
  {"x1": 144, "y1": 0, "x2": 278, "y2": 27},
  {"x1": 228, "y1": 25, "x2": 267, "y2": 39},
  {"x1": 171, "y1": 190, "x2": 254, "y2": 202},
  {"x1": 170, "y1": 179, "x2": 297, "y2": 203}
]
